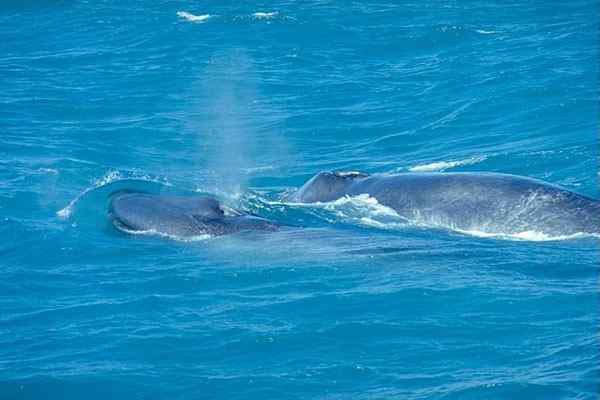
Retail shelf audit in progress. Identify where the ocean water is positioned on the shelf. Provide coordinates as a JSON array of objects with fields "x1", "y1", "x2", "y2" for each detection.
[{"x1": 1, "y1": 1, "x2": 599, "y2": 399}]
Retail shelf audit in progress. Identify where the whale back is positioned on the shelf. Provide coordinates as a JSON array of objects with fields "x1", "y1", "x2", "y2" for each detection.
[
  {"x1": 291, "y1": 171, "x2": 369, "y2": 203},
  {"x1": 349, "y1": 172, "x2": 600, "y2": 236},
  {"x1": 169, "y1": 196, "x2": 225, "y2": 219},
  {"x1": 291, "y1": 171, "x2": 599, "y2": 236}
]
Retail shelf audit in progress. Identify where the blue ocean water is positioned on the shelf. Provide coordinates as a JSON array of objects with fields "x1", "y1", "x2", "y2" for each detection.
[{"x1": 1, "y1": 1, "x2": 599, "y2": 398}]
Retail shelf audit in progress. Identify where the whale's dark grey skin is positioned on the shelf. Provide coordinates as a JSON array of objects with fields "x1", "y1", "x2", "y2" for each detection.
[
  {"x1": 109, "y1": 192, "x2": 279, "y2": 238},
  {"x1": 289, "y1": 171, "x2": 600, "y2": 236}
]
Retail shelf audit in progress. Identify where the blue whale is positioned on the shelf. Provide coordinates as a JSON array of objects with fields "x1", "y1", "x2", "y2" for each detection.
[
  {"x1": 289, "y1": 171, "x2": 600, "y2": 236},
  {"x1": 109, "y1": 191, "x2": 279, "y2": 238}
]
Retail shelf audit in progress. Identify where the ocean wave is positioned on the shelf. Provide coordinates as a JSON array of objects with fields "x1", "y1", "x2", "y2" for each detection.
[
  {"x1": 408, "y1": 156, "x2": 487, "y2": 172},
  {"x1": 57, "y1": 170, "x2": 122, "y2": 219},
  {"x1": 252, "y1": 11, "x2": 278, "y2": 19},
  {"x1": 57, "y1": 170, "x2": 171, "y2": 219},
  {"x1": 176, "y1": 11, "x2": 211, "y2": 23}
]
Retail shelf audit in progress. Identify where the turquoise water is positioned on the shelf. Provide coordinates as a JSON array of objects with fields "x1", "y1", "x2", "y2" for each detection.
[{"x1": 1, "y1": 1, "x2": 599, "y2": 398}]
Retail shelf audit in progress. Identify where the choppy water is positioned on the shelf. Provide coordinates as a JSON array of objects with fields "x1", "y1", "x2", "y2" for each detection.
[{"x1": 1, "y1": 1, "x2": 598, "y2": 399}]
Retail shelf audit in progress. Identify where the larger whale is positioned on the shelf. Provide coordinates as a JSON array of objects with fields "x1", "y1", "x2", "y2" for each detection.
[
  {"x1": 289, "y1": 171, "x2": 600, "y2": 236},
  {"x1": 109, "y1": 191, "x2": 279, "y2": 238}
]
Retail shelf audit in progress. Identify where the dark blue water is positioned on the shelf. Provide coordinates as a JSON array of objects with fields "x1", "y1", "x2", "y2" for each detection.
[{"x1": 1, "y1": 1, "x2": 598, "y2": 398}]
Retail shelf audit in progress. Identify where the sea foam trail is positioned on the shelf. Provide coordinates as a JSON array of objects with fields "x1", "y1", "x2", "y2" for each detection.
[
  {"x1": 177, "y1": 11, "x2": 211, "y2": 23},
  {"x1": 408, "y1": 156, "x2": 486, "y2": 172}
]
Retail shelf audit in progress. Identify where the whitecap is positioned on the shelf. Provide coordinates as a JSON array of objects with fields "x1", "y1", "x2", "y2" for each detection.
[
  {"x1": 37, "y1": 168, "x2": 59, "y2": 175},
  {"x1": 476, "y1": 29, "x2": 497, "y2": 35},
  {"x1": 253, "y1": 11, "x2": 278, "y2": 19},
  {"x1": 177, "y1": 11, "x2": 211, "y2": 23},
  {"x1": 408, "y1": 156, "x2": 486, "y2": 172}
]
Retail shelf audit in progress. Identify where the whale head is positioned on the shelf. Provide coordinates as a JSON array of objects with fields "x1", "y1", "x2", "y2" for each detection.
[
  {"x1": 290, "y1": 171, "x2": 369, "y2": 203},
  {"x1": 109, "y1": 191, "x2": 279, "y2": 238},
  {"x1": 109, "y1": 192, "x2": 223, "y2": 234}
]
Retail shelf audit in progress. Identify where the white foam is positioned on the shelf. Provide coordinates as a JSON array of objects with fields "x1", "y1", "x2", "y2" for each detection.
[
  {"x1": 324, "y1": 194, "x2": 399, "y2": 217},
  {"x1": 57, "y1": 170, "x2": 171, "y2": 219},
  {"x1": 275, "y1": 194, "x2": 408, "y2": 229},
  {"x1": 114, "y1": 223, "x2": 212, "y2": 242},
  {"x1": 253, "y1": 11, "x2": 278, "y2": 19},
  {"x1": 358, "y1": 217, "x2": 407, "y2": 230},
  {"x1": 242, "y1": 165, "x2": 275, "y2": 174},
  {"x1": 272, "y1": 194, "x2": 398, "y2": 214},
  {"x1": 57, "y1": 171, "x2": 122, "y2": 219},
  {"x1": 322, "y1": 195, "x2": 408, "y2": 230},
  {"x1": 453, "y1": 228, "x2": 600, "y2": 242},
  {"x1": 37, "y1": 168, "x2": 59, "y2": 175},
  {"x1": 476, "y1": 29, "x2": 497, "y2": 35},
  {"x1": 177, "y1": 11, "x2": 211, "y2": 23},
  {"x1": 335, "y1": 171, "x2": 366, "y2": 177},
  {"x1": 408, "y1": 156, "x2": 486, "y2": 172}
]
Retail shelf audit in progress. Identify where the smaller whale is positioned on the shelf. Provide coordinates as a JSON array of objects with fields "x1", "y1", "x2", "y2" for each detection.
[
  {"x1": 109, "y1": 191, "x2": 279, "y2": 238},
  {"x1": 289, "y1": 171, "x2": 600, "y2": 237}
]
